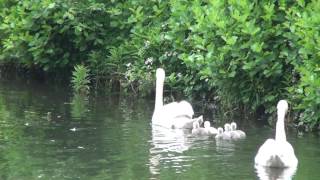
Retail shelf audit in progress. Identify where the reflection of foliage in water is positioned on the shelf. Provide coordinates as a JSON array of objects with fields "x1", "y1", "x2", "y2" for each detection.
[
  {"x1": 0, "y1": 81, "x2": 97, "y2": 179},
  {"x1": 111, "y1": 97, "x2": 152, "y2": 179},
  {"x1": 0, "y1": 79, "x2": 157, "y2": 179},
  {"x1": 0, "y1": 94, "x2": 45, "y2": 179},
  {"x1": 0, "y1": 97, "x2": 10, "y2": 139},
  {"x1": 3, "y1": 79, "x2": 319, "y2": 179}
]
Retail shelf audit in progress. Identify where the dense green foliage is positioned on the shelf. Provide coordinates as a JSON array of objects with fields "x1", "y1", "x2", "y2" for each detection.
[
  {"x1": 289, "y1": 1, "x2": 320, "y2": 128},
  {"x1": 1, "y1": 0, "x2": 320, "y2": 128},
  {"x1": 0, "y1": 0, "x2": 129, "y2": 71}
]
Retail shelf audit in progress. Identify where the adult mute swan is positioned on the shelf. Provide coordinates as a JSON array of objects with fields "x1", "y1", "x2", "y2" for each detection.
[
  {"x1": 230, "y1": 122, "x2": 246, "y2": 139},
  {"x1": 152, "y1": 68, "x2": 200, "y2": 129},
  {"x1": 254, "y1": 100, "x2": 298, "y2": 168}
]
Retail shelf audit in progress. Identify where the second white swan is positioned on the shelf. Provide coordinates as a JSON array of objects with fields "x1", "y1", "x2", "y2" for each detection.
[
  {"x1": 254, "y1": 100, "x2": 298, "y2": 168},
  {"x1": 152, "y1": 68, "x2": 201, "y2": 129}
]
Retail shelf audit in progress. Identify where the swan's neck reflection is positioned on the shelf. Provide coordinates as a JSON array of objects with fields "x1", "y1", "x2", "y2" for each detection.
[{"x1": 255, "y1": 164, "x2": 297, "y2": 180}]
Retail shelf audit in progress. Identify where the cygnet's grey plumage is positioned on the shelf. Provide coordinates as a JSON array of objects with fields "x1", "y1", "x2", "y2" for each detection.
[
  {"x1": 215, "y1": 127, "x2": 224, "y2": 140},
  {"x1": 192, "y1": 119, "x2": 216, "y2": 136},
  {"x1": 221, "y1": 123, "x2": 232, "y2": 140},
  {"x1": 230, "y1": 122, "x2": 246, "y2": 139},
  {"x1": 191, "y1": 121, "x2": 207, "y2": 135},
  {"x1": 215, "y1": 124, "x2": 232, "y2": 140},
  {"x1": 204, "y1": 121, "x2": 218, "y2": 135}
]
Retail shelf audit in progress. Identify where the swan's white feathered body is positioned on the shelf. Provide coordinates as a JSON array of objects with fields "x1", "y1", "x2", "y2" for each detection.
[
  {"x1": 204, "y1": 121, "x2": 218, "y2": 135},
  {"x1": 215, "y1": 127, "x2": 225, "y2": 140},
  {"x1": 255, "y1": 139, "x2": 297, "y2": 168},
  {"x1": 215, "y1": 124, "x2": 232, "y2": 140},
  {"x1": 230, "y1": 122, "x2": 246, "y2": 140},
  {"x1": 221, "y1": 123, "x2": 232, "y2": 140},
  {"x1": 191, "y1": 120, "x2": 207, "y2": 135},
  {"x1": 191, "y1": 120, "x2": 216, "y2": 136},
  {"x1": 254, "y1": 100, "x2": 298, "y2": 168},
  {"x1": 152, "y1": 68, "x2": 200, "y2": 129}
]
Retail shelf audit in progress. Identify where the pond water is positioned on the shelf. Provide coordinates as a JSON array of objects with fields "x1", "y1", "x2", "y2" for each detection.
[{"x1": 0, "y1": 78, "x2": 319, "y2": 180}]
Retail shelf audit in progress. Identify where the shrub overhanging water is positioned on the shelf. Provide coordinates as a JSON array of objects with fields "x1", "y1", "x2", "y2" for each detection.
[{"x1": 0, "y1": 0, "x2": 319, "y2": 129}]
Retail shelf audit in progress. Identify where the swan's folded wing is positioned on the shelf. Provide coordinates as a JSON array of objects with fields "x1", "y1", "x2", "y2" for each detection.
[
  {"x1": 177, "y1": 101, "x2": 194, "y2": 117},
  {"x1": 255, "y1": 139, "x2": 298, "y2": 168},
  {"x1": 255, "y1": 139, "x2": 276, "y2": 166},
  {"x1": 236, "y1": 130, "x2": 246, "y2": 138},
  {"x1": 172, "y1": 116, "x2": 200, "y2": 129},
  {"x1": 161, "y1": 102, "x2": 192, "y2": 119},
  {"x1": 278, "y1": 141, "x2": 298, "y2": 167},
  {"x1": 208, "y1": 127, "x2": 218, "y2": 135}
]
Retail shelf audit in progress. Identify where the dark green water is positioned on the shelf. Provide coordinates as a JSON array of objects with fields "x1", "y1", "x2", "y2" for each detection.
[{"x1": 0, "y1": 79, "x2": 319, "y2": 180}]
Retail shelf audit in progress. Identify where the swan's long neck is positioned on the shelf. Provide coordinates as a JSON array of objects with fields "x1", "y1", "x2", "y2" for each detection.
[
  {"x1": 154, "y1": 77, "x2": 164, "y2": 111},
  {"x1": 275, "y1": 109, "x2": 286, "y2": 142}
]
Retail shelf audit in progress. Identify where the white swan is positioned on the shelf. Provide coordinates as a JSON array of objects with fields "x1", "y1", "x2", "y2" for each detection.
[
  {"x1": 204, "y1": 121, "x2": 218, "y2": 135},
  {"x1": 221, "y1": 123, "x2": 232, "y2": 140},
  {"x1": 215, "y1": 127, "x2": 224, "y2": 139},
  {"x1": 215, "y1": 125, "x2": 232, "y2": 140},
  {"x1": 191, "y1": 120, "x2": 216, "y2": 136},
  {"x1": 254, "y1": 100, "x2": 298, "y2": 168},
  {"x1": 230, "y1": 122, "x2": 246, "y2": 139},
  {"x1": 191, "y1": 120, "x2": 207, "y2": 135},
  {"x1": 152, "y1": 68, "x2": 200, "y2": 129}
]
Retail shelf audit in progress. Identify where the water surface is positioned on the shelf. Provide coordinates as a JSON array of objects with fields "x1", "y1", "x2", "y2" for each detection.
[{"x1": 0, "y1": 79, "x2": 319, "y2": 179}]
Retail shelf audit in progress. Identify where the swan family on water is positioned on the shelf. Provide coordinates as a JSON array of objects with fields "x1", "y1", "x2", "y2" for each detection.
[
  {"x1": 151, "y1": 68, "x2": 298, "y2": 176},
  {"x1": 152, "y1": 68, "x2": 246, "y2": 139}
]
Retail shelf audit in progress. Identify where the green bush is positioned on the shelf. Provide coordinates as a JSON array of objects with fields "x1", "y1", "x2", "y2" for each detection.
[
  {"x1": 288, "y1": 1, "x2": 320, "y2": 129},
  {"x1": 0, "y1": 0, "x2": 129, "y2": 71},
  {"x1": 118, "y1": 0, "x2": 320, "y2": 127},
  {"x1": 71, "y1": 64, "x2": 90, "y2": 94},
  {"x1": 122, "y1": 0, "x2": 297, "y2": 116},
  {"x1": 170, "y1": 1, "x2": 296, "y2": 113},
  {"x1": 1, "y1": 0, "x2": 320, "y2": 128}
]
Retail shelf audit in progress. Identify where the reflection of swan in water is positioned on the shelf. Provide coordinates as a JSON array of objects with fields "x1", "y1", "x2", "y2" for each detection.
[
  {"x1": 152, "y1": 68, "x2": 202, "y2": 129},
  {"x1": 150, "y1": 125, "x2": 191, "y2": 153},
  {"x1": 255, "y1": 100, "x2": 298, "y2": 168},
  {"x1": 215, "y1": 128, "x2": 236, "y2": 155},
  {"x1": 230, "y1": 122, "x2": 246, "y2": 140},
  {"x1": 149, "y1": 124, "x2": 193, "y2": 177},
  {"x1": 255, "y1": 165, "x2": 297, "y2": 180}
]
